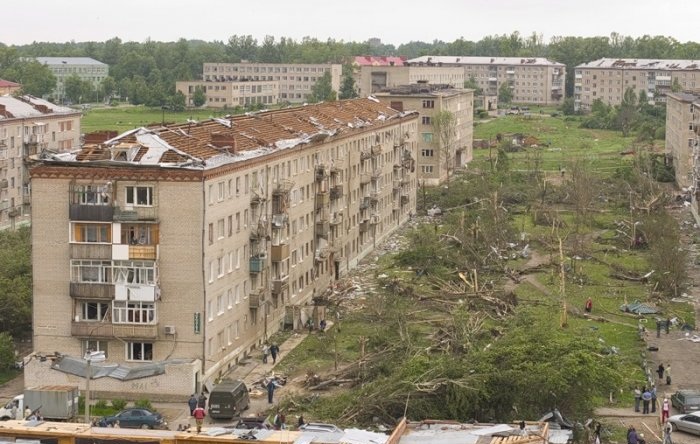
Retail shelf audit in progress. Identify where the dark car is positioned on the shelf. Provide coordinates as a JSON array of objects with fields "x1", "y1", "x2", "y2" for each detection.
[
  {"x1": 669, "y1": 411, "x2": 700, "y2": 435},
  {"x1": 102, "y1": 408, "x2": 167, "y2": 429},
  {"x1": 671, "y1": 390, "x2": 700, "y2": 414}
]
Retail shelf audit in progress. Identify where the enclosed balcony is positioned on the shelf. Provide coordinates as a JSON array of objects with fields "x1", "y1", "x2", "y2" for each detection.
[
  {"x1": 113, "y1": 206, "x2": 157, "y2": 222},
  {"x1": 270, "y1": 243, "x2": 290, "y2": 262},
  {"x1": 371, "y1": 145, "x2": 382, "y2": 156},
  {"x1": 316, "y1": 220, "x2": 330, "y2": 237},
  {"x1": 69, "y1": 282, "x2": 115, "y2": 300},
  {"x1": 330, "y1": 185, "x2": 343, "y2": 200},
  {"x1": 359, "y1": 220, "x2": 369, "y2": 233},
  {"x1": 271, "y1": 275, "x2": 289, "y2": 295},
  {"x1": 316, "y1": 191, "x2": 330, "y2": 207},
  {"x1": 71, "y1": 321, "x2": 157, "y2": 339},
  {"x1": 249, "y1": 256, "x2": 266, "y2": 273},
  {"x1": 360, "y1": 173, "x2": 371, "y2": 185},
  {"x1": 249, "y1": 288, "x2": 265, "y2": 309}
]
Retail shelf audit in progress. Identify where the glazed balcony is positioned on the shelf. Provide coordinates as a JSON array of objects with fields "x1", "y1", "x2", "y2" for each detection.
[
  {"x1": 69, "y1": 282, "x2": 115, "y2": 300},
  {"x1": 69, "y1": 204, "x2": 113, "y2": 222},
  {"x1": 270, "y1": 243, "x2": 290, "y2": 262},
  {"x1": 71, "y1": 321, "x2": 158, "y2": 339}
]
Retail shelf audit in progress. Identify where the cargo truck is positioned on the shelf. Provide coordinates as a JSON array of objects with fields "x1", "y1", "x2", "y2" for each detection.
[{"x1": 0, "y1": 386, "x2": 79, "y2": 421}]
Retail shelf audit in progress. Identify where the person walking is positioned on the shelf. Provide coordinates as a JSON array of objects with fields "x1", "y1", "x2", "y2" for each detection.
[
  {"x1": 193, "y1": 405, "x2": 206, "y2": 433},
  {"x1": 197, "y1": 392, "x2": 207, "y2": 408},
  {"x1": 663, "y1": 420, "x2": 673, "y2": 444},
  {"x1": 642, "y1": 387, "x2": 652, "y2": 414},
  {"x1": 270, "y1": 344, "x2": 280, "y2": 364},
  {"x1": 634, "y1": 386, "x2": 642, "y2": 412},
  {"x1": 662, "y1": 397, "x2": 671, "y2": 423},
  {"x1": 666, "y1": 365, "x2": 672, "y2": 385},
  {"x1": 657, "y1": 364, "x2": 665, "y2": 380},
  {"x1": 188, "y1": 394, "x2": 198, "y2": 416},
  {"x1": 262, "y1": 343, "x2": 270, "y2": 364},
  {"x1": 651, "y1": 386, "x2": 657, "y2": 413},
  {"x1": 266, "y1": 378, "x2": 281, "y2": 404}
]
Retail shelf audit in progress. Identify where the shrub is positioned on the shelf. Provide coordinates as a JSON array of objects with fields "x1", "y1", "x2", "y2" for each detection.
[
  {"x1": 111, "y1": 399, "x2": 127, "y2": 410},
  {"x1": 134, "y1": 399, "x2": 154, "y2": 411},
  {"x1": 95, "y1": 399, "x2": 108, "y2": 409}
]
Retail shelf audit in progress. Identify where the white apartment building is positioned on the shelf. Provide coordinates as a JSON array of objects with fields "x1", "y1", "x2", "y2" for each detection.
[
  {"x1": 35, "y1": 57, "x2": 109, "y2": 104},
  {"x1": 575, "y1": 58, "x2": 700, "y2": 111}
]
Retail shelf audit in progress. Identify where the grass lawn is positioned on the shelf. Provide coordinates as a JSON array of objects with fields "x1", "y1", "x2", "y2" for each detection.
[{"x1": 81, "y1": 106, "x2": 237, "y2": 134}]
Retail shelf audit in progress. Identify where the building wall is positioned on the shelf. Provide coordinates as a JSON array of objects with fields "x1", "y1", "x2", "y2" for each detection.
[
  {"x1": 29, "y1": 114, "x2": 419, "y2": 397},
  {"x1": 38, "y1": 61, "x2": 108, "y2": 103},
  {"x1": 202, "y1": 63, "x2": 342, "y2": 103},
  {"x1": 175, "y1": 80, "x2": 279, "y2": 108},
  {"x1": 375, "y1": 90, "x2": 474, "y2": 185},
  {"x1": 665, "y1": 94, "x2": 697, "y2": 188},
  {"x1": 0, "y1": 112, "x2": 81, "y2": 230}
]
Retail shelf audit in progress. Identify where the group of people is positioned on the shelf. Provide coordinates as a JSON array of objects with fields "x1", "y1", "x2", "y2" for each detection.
[
  {"x1": 261, "y1": 343, "x2": 281, "y2": 364},
  {"x1": 8, "y1": 402, "x2": 41, "y2": 421},
  {"x1": 633, "y1": 386, "x2": 658, "y2": 414},
  {"x1": 187, "y1": 393, "x2": 208, "y2": 433}
]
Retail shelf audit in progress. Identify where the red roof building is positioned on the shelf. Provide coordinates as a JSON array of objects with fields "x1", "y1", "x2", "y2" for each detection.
[{"x1": 0, "y1": 79, "x2": 21, "y2": 95}]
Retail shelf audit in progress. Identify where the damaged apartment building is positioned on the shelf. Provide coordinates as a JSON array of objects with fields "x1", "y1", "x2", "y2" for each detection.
[
  {"x1": 26, "y1": 98, "x2": 419, "y2": 399},
  {"x1": 666, "y1": 91, "x2": 700, "y2": 222}
]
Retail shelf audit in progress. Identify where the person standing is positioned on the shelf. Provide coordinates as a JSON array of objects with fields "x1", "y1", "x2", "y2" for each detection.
[
  {"x1": 634, "y1": 386, "x2": 642, "y2": 412},
  {"x1": 656, "y1": 320, "x2": 662, "y2": 338},
  {"x1": 663, "y1": 420, "x2": 673, "y2": 444},
  {"x1": 270, "y1": 344, "x2": 280, "y2": 364},
  {"x1": 188, "y1": 394, "x2": 198, "y2": 416},
  {"x1": 665, "y1": 318, "x2": 671, "y2": 334},
  {"x1": 629, "y1": 427, "x2": 639, "y2": 444},
  {"x1": 298, "y1": 414, "x2": 306, "y2": 428},
  {"x1": 642, "y1": 387, "x2": 652, "y2": 414},
  {"x1": 585, "y1": 297, "x2": 593, "y2": 313},
  {"x1": 657, "y1": 364, "x2": 665, "y2": 381},
  {"x1": 662, "y1": 397, "x2": 670, "y2": 423},
  {"x1": 666, "y1": 365, "x2": 672, "y2": 385},
  {"x1": 10, "y1": 402, "x2": 17, "y2": 420},
  {"x1": 193, "y1": 405, "x2": 206, "y2": 433},
  {"x1": 262, "y1": 343, "x2": 270, "y2": 364},
  {"x1": 266, "y1": 379, "x2": 280, "y2": 404},
  {"x1": 651, "y1": 386, "x2": 657, "y2": 413},
  {"x1": 197, "y1": 392, "x2": 207, "y2": 408},
  {"x1": 24, "y1": 406, "x2": 31, "y2": 420}
]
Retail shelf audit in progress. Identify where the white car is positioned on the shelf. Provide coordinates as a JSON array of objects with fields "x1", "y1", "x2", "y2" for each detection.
[{"x1": 669, "y1": 411, "x2": 700, "y2": 435}]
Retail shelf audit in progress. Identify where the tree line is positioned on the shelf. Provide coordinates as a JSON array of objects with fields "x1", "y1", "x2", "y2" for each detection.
[{"x1": 1, "y1": 32, "x2": 700, "y2": 107}]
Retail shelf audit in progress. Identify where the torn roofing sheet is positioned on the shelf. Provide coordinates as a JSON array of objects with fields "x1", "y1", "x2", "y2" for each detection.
[{"x1": 50, "y1": 355, "x2": 193, "y2": 381}]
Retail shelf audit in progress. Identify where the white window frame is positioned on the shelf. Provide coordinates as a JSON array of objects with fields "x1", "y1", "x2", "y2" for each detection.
[
  {"x1": 125, "y1": 186, "x2": 154, "y2": 207},
  {"x1": 126, "y1": 342, "x2": 153, "y2": 362}
]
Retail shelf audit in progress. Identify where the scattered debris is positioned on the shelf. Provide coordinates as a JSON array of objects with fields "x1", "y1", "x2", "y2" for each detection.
[{"x1": 619, "y1": 300, "x2": 659, "y2": 315}]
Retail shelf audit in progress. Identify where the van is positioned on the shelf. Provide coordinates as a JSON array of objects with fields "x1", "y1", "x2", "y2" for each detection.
[{"x1": 208, "y1": 379, "x2": 250, "y2": 420}]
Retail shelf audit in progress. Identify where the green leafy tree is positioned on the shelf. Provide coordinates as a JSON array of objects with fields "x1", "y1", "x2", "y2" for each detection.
[
  {"x1": 0, "y1": 332, "x2": 14, "y2": 372},
  {"x1": 498, "y1": 82, "x2": 512, "y2": 104},
  {"x1": 671, "y1": 77, "x2": 682, "y2": 92},
  {"x1": 169, "y1": 91, "x2": 186, "y2": 112},
  {"x1": 192, "y1": 85, "x2": 206, "y2": 107},
  {"x1": 463, "y1": 75, "x2": 483, "y2": 96},
  {"x1": 100, "y1": 76, "x2": 117, "y2": 101},
  {"x1": 559, "y1": 97, "x2": 576, "y2": 115},
  {"x1": 309, "y1": 71, "x2": 336, "y2": 103},
  {"x1": 0, "y1": 227, "x2": 32, "y2": 339},
  {"x1": 2, "y1": 60, "x2": 56, "y2": 97},
  {"x1": 617, "y1": 86, "x2": 638, "y2": 137},
  {"x1": 64, "y1": 74, "x2": 87, "y2": 103},
  {"x1": 338, "y1": 65, "x2": 357, "y2": 100}
]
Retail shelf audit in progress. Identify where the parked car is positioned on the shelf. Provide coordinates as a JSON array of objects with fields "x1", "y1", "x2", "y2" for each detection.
[
  {"x1": 102, "y1": 408, "x2": 166, "y2": 429},
  {"x1": 229, "y1": 416, "x2": 270, "y2": 430},
  {"x1": 299, "y1": 422, "x2": 342, "y2": 433},
  {"x1": 669, "y1": 411, "x2": 700, "y2": 435},
  {"x1": 671, "y1": 390, "x2": 700, "y2": 414}
]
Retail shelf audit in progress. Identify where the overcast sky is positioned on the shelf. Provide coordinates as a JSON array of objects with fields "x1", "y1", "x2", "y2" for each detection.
[{"x1": 3, "y1": 0, "x2": 700, "y2": 47}]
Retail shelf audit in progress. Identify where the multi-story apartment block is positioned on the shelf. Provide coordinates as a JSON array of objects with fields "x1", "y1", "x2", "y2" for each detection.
[
  {"x1": 375, "y1": 84, "x2": 474, "y2": 185},
  {"x1": 35, "y1": 57, "x2": 109, "y2": 103},
  {"x1": 356, "y1": 65, "x2": 465, "y2": 98},
  {"x1": 575, "y1": 58, "x2": 700, "y2": 112},
  {"x1": 201, "y1": 62, "x2": 342, "y2": 103},
  {"x1": 26, "y1": 98, "x2": 419, "y2": 399},
  {"x1": 403, "y1": 56, "x2": 566, "y2": 106},
  {"x1": 0, "y1": 95, "x2": 81, "y2": 230},
  {"x1": 666, "y1": 92, "x2": 700, "y2": 189},
  {"x1": 176, "y1": 79, "x2": 279, "y2": 108},
  {"x1": 0, "y1": 79, "x2": 21, "y2": 95}
]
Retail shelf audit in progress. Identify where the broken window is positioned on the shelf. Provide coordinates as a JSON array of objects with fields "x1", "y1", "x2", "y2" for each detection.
[
  {"x1": 81, "y1": 302, "x2": 109, "y2": 321},
  {"x1": 126, "y1": 342, "x2": 153, "y2": 361}
]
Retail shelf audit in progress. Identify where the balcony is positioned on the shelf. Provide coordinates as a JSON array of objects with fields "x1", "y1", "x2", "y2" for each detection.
[
  {"x1": 270, "y1": 243, "x2": 290, "y2": 262},
  {"x1": 330, "y1": 185, "x2": 343, "y2": 200},
  {"x1": 70, "y1": 282, "x2": 115, "y2": 300},
  {"x1": 113, "y1": 206, "x2": 157, "y2": 222},
  {"x1": 22, "y1": 194, "x2": 30, "y2": 205},
  {"x1": 250, "y1": 193, "x2": 264, "y2": 206},
  {"x1": 71, "y1": 321, "x2": 158, "y2": 339},
  {"x1": 330, "y1": 212, "x2": 343, "y2": 226},
  {"x1": 1, "y1": 179, "x2": 9, "y2": 189},
  {"x1": 129, "y1": 245, "x2": 158, "y2": 260},
  {"x1": 271, "y1": 275, "x2": 289, "y2": 295},
  {"x1": 249, "y1": 256, "x2": 266, "y2": 273},
  {"x1": 360, "y1": 196, "x2": 370, "y2": 210},
  {"x1": 371, "y1": 170, "x2": 381, "y2": 181},
  {"x1": 359, "y1": 220, "x2": 369, "y2": 233},
  {"x1": 70, "y1": 244, "x2": 112, "y2": 260},
  {"x1": 316, "y1": 191, "x2": 329, "y2": 207},
  {"x1": 69, "y1": 204, "x2": 113, "y2": 221},
  {"x1": 315, "y1": 165, "x2": 327, "y2": 181},
  {"x1": 316, "y1": 220, "x2": 330, "y2": 237},
  {"x1": 393, "y1": 179, "x2": 401, "y2": 190},
  {"x1": 371, "y1": 145, "x2": 382, "y2": 156},
  {"x1": 360, "y1": 151, "x2": 371, "y2": 161},
  {"x1": 0, "y1": 200, "x2": 9, "y2": 211},
  {"x1": 401, "y1": 195, "x2": 410, "y2": 205},
  {"x1": 370, "y1": 214, "x2": 379, "y2": 225},
  {"x1": 249, "y1": 289, "x2": 265, "y2": 309},
  {"x1": 250, "y1": 220, "x2": 269, "y2": 240},
  {"x1": 360, "y1": 173, "x2": 371, "y2": 185}
]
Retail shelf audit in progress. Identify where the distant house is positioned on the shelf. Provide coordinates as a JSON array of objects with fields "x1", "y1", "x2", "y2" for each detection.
[
  {"x1": 0, "y1": 79, "x2": 21, "y2": 95},
  {"x1": 35, "y1": 57, "x2": 109, "y2": 103}
]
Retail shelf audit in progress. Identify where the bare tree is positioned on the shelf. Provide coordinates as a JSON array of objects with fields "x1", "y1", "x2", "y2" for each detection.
[{"x1": 432, "y1": 110, "x2": 457, "y2": 186}]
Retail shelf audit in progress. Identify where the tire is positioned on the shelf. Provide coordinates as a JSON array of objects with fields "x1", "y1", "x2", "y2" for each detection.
[{"x1": 140, "y1": 424, "x2": 151, "y2": 429}]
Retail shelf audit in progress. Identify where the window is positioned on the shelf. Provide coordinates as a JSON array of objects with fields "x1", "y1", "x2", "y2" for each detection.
[
  {"x1": 421, "y1": 165, "x2": 434, "y2": 173},
  {"x1": 236, "y1": 212, "x2": 241, "y2": 231},
  {"x1": 236, "y1": 248, "x2": 241, "y2": 269},
  {"x1": 235, "y1": 284, "x2": 241, "y2": 304},
  {"x1": 113, "y1": 301, "x2": 156, "y2": 324},
  {"x1": 125, "y1": 186, "x2": 153, "y2": 206},
  {"x1": 71, "y1": 223, "x2": 111, "y2": 243},
  {"x1": 207, "y1": 300, "x2": 213, "y2": 321},
  {"x1": 228, "y1": 252, "x2": 234, "y2": 272},
  {"x1": 112, "y1": 260, "x2": 156, "y2": 285},
  {"x1": 208, "y1": 223, "x2": 214, "y2": 245},
  {"x1": 228, "y1": 216, "x2": 233, "y2": 237},
  {"x1": 71, "y1": 184, "x2": 111, "y2": 206},
  {"x1": 421, "y1": 116, "x2": 432, "y2": 125},
  {"x1": 218, "y1": 182, "x2": 225, "y2": 201},
  {"x1": 235, "y1": 177, "x2": 241, "y2": 195},
  {"x1": 217, "y1": 219, "x2": 225, "y2": 239},
  {"x1": 217, "y1": 256, "x2": 224, "y2": 277},
  {"x1": 121, "y1": 224, "x2": 158, "y2": 245},
  {"x1": 126, "y1": 342, "x2": 153, "y2": 361},
  {"x1": 71, "y1": 260, "x2": 111, "y2": 283},
  {"x1": 81, "y1": 302, "x2": 109, "y2": 321},
  {"x1": 422, "y1": 100, "x2": 435, "y2": 109},
  {"x1": 228, "y1": 289, "x2": 233, "y2": 309},
  {"x1": 421, "y1": 149, "x2": 434, "y2": 157},
  {"x1": 83, "y1": 340, "x2": 107, "y2": 358},
  {"x1": 421, "y1": 133, "x2": 433, "y2": 143},
  {"x1": 217, "y1": 294, "x2": 224, "y2": 315}
]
